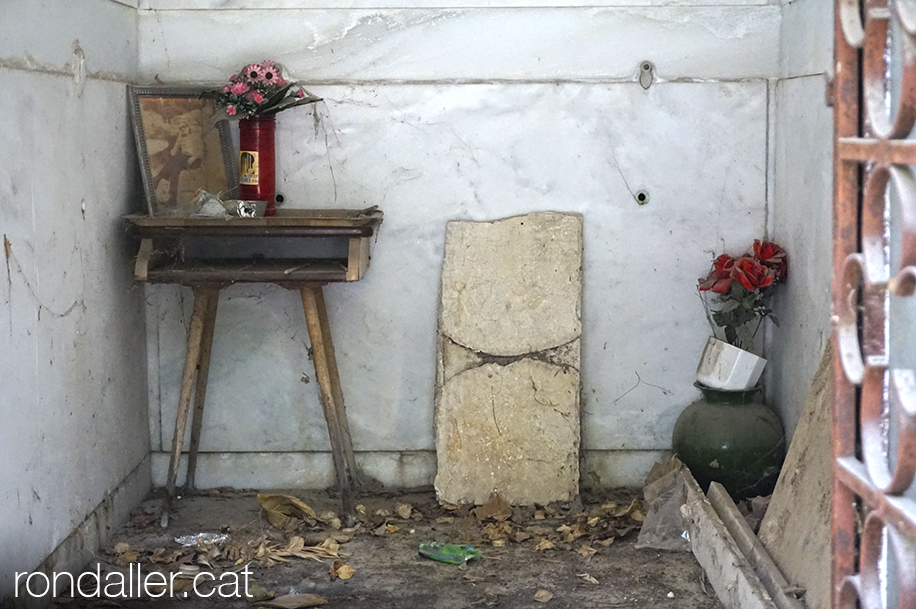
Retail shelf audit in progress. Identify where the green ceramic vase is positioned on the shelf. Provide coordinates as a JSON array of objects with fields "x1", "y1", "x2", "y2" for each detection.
[{"x1": 672, "y1": 383, "x2": 786, "y2": 499}]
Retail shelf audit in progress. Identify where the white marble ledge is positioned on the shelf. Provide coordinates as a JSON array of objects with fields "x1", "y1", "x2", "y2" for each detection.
[
  {"x1": 142, "y1": 0, "x2": 770, "y2": 7},
  {"x1": 139, "y1": 6, "x2": 780, "y2": 82}
]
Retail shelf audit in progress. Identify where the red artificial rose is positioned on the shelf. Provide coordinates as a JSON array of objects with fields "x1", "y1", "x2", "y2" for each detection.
[
  {"x1": 753, "y1": 240, "x2": 788, "y2": 282},
  {"x1": 731, "y1": 256, "x2": 775, "y2": 291},
  {"x1": 698, "y1": 254, "x2": 735, "y2": 293}
]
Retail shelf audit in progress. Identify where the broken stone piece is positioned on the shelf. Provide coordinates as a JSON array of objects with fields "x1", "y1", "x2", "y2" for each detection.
[{"x1": 435, "y1": 212, "x2": 582, "y2": 506}]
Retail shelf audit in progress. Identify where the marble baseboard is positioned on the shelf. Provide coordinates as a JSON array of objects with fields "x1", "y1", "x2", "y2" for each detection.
[{"x1": 151, "y1": 450, "x2": 668, "y2": 491}]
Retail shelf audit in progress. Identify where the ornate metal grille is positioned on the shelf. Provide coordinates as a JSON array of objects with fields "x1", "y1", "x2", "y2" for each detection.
[{"x1": 833, "y1": 1, "x2": 916, "y2": 606}]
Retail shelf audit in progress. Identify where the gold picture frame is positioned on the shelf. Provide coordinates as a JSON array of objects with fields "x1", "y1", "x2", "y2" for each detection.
[{"x1": 128, "y1": 85, "x2": 239, "y2": 216}]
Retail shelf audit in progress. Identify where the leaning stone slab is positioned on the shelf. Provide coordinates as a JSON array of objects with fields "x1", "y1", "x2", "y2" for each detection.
[
  {"x1": 435, "y1": 212, "x2": 582, "y2": 506},
  {"x1": 758, "y1": 344, "x2": 833, "y2": 609}
]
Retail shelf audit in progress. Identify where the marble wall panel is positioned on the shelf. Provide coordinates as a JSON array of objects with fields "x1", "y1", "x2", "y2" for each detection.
[
  {"x1": 767, "y1": 75, "x2": 834, "y2": 437},
  {"x1": 0, "y1": 0, "x2": 137, "y2": 79},
  {"x1": 0, "y1": 69, "x2": 148, "y2": 598},
  {"x1": 149, "y1": 81, "x2": 768, "y2": 462},
  {"x1": 138, "y1": 7, "x2": 779, "y2": 82},
  {"x1": 780, "y1": 0, "x2": 833, "y2": 78}
]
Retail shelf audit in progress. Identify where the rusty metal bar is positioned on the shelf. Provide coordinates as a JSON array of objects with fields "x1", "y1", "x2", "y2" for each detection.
[
  {"x1": 832, "y1": 0, "x2": 863, "y2": 604},
  {"x1": 838, "y1": 137, "x2": 916, "y2": 164}
]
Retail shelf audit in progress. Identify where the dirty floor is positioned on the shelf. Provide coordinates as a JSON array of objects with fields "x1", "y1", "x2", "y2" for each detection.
[{"x1": 57, "y1": 487, "x2": 722, "y2": 609}]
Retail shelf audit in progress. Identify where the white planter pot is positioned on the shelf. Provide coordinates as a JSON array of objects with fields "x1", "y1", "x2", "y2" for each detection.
[{"x1": 695, "y1": 336, "x2": 767, "y2": 390}]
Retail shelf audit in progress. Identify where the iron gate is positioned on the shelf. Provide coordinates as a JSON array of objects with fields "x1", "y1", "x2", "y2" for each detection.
[{"x1": 833, "y1": 0, "x2": 916, "y2": 606}]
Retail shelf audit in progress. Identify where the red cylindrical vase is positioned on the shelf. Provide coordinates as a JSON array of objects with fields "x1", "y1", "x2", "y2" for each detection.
[{"x1": 238, "y1": 114, "x2": 277, "y2": 216}]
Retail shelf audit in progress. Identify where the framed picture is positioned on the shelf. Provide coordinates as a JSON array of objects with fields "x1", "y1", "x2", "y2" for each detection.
[{"x1": 128, "y1": 85, "x2": 239, "y2": 216}]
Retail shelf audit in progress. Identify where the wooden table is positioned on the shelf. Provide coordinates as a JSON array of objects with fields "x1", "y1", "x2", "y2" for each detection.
[{"x1": 125, "y1": 208, "x2": 383, "y2": 525}]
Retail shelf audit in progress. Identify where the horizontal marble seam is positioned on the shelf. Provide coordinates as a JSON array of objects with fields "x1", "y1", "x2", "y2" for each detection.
[
  {"x1": 0, "y1": 57, "x2": 131, "y2": 83},
  {"x1": 235, "y1": 77, "x2": 775, "y2": 86},
  {"x1": 139, "y1": 4, "x2": 773, "y2": 10},
  {"x1": 442, "y1": 335, "x2": 580, "y2": 374}
]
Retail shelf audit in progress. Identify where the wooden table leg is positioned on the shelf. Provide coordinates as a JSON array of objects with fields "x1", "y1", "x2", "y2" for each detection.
[
  {"x1": 301, "y1": 286, "x2": 356, "y2": 522},
  {"x1": 313, "y1": 286, "x2": 360, "y2": 486},
  {"x1": 164, "y1": 287, "x2": 215, "y2": 519},
  {"x1": 185, "y1": 288, "x2": 219, "y2": 491}
]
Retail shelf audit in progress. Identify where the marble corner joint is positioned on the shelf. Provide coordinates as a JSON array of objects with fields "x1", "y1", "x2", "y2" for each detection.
[{"x1": 435, "y1": 212, "x2": 582, "y2": 507}]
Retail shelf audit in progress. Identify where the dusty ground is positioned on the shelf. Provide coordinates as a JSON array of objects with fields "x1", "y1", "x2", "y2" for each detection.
[{"x1": 54, "y1": 487, "x2": 722, "y2": 609}]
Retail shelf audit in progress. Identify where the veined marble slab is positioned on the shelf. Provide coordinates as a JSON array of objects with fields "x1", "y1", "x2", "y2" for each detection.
[{"x1": 138, "y1": 7, "x2": 779, "y2": 82}]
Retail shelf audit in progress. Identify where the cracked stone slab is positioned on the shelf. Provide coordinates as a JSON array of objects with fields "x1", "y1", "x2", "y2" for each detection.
[
  {"x1": 438, "y1": 212, "x2": 582, "y2": 356},
  {"x1": 435, "y1": 359, "x2": 580, "y2": 505},
  {"x1": 435, "y1": 212, "x2": 582, "y2": 505}
]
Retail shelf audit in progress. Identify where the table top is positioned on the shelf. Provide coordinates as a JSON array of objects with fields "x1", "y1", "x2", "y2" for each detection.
[
  {"x1": 124, "y1": 207, "x2": 383, "y2": 238},
  {"x1": 125, "y1": 206, "x2": 383, "y2": 286}
]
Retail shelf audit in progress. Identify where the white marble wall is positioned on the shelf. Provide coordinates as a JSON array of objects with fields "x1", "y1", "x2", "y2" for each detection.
[
  {"x1": 766, "y1": 0, "x2": 834, "y2": 437},
  {"x1": 0, "y1": 0, "x2": 149, "y2": 600},
  {"x1": 138, "y1": 3, "x2": 780, "y2": 489}
]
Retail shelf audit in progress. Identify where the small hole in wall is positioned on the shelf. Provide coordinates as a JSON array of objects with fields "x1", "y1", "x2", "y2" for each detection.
[
  {"x1": 275, "y1": 193, "x2": 285, "y2": 205},
  {"x1": 635, "y1": 190, "x2": 650, "y2": 205},
  {"x1": 642, "y1": 62, "x2": 652, "y2": 71}
]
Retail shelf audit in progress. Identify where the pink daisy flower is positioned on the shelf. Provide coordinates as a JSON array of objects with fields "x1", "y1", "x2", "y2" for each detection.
[
  {"x1": 242, "y1": 64, "x2": 263, "y2": 81},
  {"x1": 230, "y1": 81, "x2": 249, "y2": 95},
  {"x1": 262, "y1": 67, "x2": 278, "y2": 84}
]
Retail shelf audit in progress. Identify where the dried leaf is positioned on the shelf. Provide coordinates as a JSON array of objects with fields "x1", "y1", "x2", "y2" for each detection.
[
  {"x1": 630, "y1": 509, "x2": 645, "y2": 522},
  {"x1": 286, "y1": 537, "x2": 306, "y2": 553},
  {"x1": 396, "y1": 503, "x2": 413, "y2": 519},
  {"x1": 527, "y1": 526, "x2": 551, "y2": 537},
  {"x1": 473, "y1": 493, "x2": 512, "y2": 522},
  {"x1": 257, "y1": 493, "x2": 318, "y2": 529},
  {"x1": 149, "y1": 548, "x2": 170, "y2": 563},
  {"x1": 255, "y1": 593, "x2": 328, "y2": 608},
  {"x1": 245, "y1": 579, "x2": 273, "y2": 603},
  {"x1": 113, "y1": 542, "x2": 131, "y2": 555},
  {"x1": 115, "y1": 551, "x2": 138, "y2": 566},
  {"x1": 491, "y1": 539, "x2": 506, "y2": 547},
  {"x1": 534, "y1": 510, "x2": 546, "y2": 520},
  {"x1": 337, "y1": 564, "x2": 355, "y2": 580},
  {"x1": 534, "y1": 589, "x2": 554, "y2": 603},
  {"x1": 318, "y1": 510, "x2": 341, "y2": 529},
  {"x1": 577, "y1": 573, "x2": 599, "y2": 585},
  {"x1": 436, "y1": 516, "x2": 454, "y2": 524},
  {"x1": 577, "y1": 545, "x2": 597, "y2": 558},
  {"x1": 610, "y1": 497, "x2": 639, "y2": 519},
  {"x1": 171, "y1": 577, "x2": 194, "y2": 593},
  {"x1": 534, "y1": 540, "x2": 555, "y2": 552},
  {"x1": 442, "y1": 503, "x2": 460, "y2": 511},
  {"x1": 598, "y1": 537, "x2": 615, "y2": 547}
]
